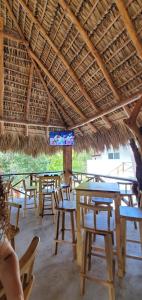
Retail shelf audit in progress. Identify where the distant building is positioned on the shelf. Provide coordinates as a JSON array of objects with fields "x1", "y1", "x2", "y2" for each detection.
[{"x1": 87, "y1": 145, "x2": 135, "y2": 178}]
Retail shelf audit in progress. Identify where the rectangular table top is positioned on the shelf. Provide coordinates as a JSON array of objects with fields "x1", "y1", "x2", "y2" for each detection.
[{"x1": 75, "y1": 182, "x2": 120, "y2": 193}]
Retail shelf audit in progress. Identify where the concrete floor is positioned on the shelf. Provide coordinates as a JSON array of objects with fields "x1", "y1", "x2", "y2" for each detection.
[{"x1": 15, "y1": 198, "x2": 142, "y2": 300}]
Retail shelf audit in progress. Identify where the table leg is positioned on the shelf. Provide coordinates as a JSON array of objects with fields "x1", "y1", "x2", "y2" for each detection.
[
  {"x1": 76, "y1": 191, "x2": 82, "y2": 266},
  {"x1": 115, "y1": 194, "x2": 124, "y2": 277}
]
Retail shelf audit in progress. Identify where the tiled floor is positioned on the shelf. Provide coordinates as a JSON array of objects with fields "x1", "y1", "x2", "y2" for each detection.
[{"x1": 14, "y1": 196, "x2": 142, "y2": 300}]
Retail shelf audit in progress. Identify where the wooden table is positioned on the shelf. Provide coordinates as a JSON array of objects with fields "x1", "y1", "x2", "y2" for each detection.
[
  {"x1": 38, "y1": 174, "x2": 61, "y2": 215},
  {"x1": 75, "y1": 182, "x2": 123, "y2": 277}
]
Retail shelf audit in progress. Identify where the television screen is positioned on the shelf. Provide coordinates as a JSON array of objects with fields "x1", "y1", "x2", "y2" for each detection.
[{"x1": 49, "y1": 131, "x2": 74, "y2": 146}]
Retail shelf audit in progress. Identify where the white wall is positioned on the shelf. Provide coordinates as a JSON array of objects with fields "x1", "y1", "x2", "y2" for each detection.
[{"x1": 87, "y1": 145, "x2": 135, "y2": 177}]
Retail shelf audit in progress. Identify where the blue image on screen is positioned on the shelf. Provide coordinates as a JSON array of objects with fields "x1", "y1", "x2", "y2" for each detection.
[{"x1": 49, "y1": 131, "x2": 74, "y2": 146}]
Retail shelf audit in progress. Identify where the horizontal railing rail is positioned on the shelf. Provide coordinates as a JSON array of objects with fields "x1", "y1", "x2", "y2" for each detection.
[{"x1": 72, "y1": 171, "x2": 136, "y2": 183}]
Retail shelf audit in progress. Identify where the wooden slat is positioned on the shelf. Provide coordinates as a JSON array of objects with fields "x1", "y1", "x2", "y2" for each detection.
[
  {"x1": 0, "y1": 17, "x2": 4, "y2": 134},
  {"x1": 115, "y1": 0, "x2": 142, "y2": 60},
  {"x1": 25, "y1": 63, "x2": 34, "y2": 120},
  {"x1": 16, "y1": 0, "x2": 111, "y2": 129},
  {"x1": 69, "y1": 90, "x2": 142, "y2": 130},
  {"x1": 59, "y1": 0, "x2": 131, "y2": 119},
  {"x1": 0, "y1": 117, "x2": 65, "y2": 128},
  {"x1": 3, "y1": 31, "x2": 28, "y2": 44},
  {"x1": 5, "y1": 0, "x2": 96, "y2": 134},
  {"x1": 30, "y1": 51, "x2": 97, "y2": 133},
  {"x1": 33, "y1": 61, "x2": 65, "y2": 125}
]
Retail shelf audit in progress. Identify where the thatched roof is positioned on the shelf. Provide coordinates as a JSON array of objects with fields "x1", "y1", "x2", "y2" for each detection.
[{"x1": 0, "y1": 0, "x2": 142, "y2": 155}]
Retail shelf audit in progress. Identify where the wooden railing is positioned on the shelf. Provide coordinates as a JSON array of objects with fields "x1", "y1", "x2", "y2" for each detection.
[
  {"x1": 108, "y1": 162, "x2": 134, "y2": 176},
  {"x1": 1, "y1": 171, "x2": 63, "y2": 196},
  {"x1": 72, "y1": 171, "x2": 136, "y2": 187}
]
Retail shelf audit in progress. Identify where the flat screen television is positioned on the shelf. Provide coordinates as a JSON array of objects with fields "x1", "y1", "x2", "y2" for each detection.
[{"x1": 49, "y1": 131, "x2": 74, "y2": 146}]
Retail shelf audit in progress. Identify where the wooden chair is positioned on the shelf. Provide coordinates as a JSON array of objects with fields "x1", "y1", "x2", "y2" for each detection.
[
  {"x1": 3, "y1": 176, "x2": 14, "y2": 201},
  {"x1": 40, "y1": 177, "x2": 55, "y2": 218},
  {"x1": 119, "y1": 206, "x2": 142, "y2": 276},
  {"x1": 7, "y1": 201, "x2": 22, "y2": 249},
  {"x1": 23, "y1": 179, "x2": 37, "y2": 216},
  {"x1": 80, "y1": 199, "x2": 115, "y2": 300},
  {"x1": 53, "y1": 188, "x2": 77, "y2": 259},
  {"x1": 0, "y1": 236, "x2": 40, "y2": 300},
  {"x1": 60, "y1": 175, "x2": 72, "y2": 200}
]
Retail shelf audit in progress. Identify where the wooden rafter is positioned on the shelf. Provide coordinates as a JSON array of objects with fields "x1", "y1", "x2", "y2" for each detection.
[
  {"x1": 69, "y1": 90, "x2": 142, "y2": 130},
  {"x1": 16, "y1": 0, "x2": 112, "y2": 129},
  {"x1": 35, "y1": 64, "x2": 83, "y2": 135},
  {"x1": 115, "y1": 0, "x2": 142, "y2": 60},
  {"x1": 59, "y1": 0, "x2": 131, "y2": 119},
  {"x1": 25, "y1": 63, "x2": 34, "y2": 120},
  {"x1": 0, "y1": 17, "x2": 4, "y2": 134},
  {"x1": 33, "y1": 61, "x2": 67, "y2": 126},
  {"x1": 5, "y1": 0, "x2": 97, "y2": 135}
]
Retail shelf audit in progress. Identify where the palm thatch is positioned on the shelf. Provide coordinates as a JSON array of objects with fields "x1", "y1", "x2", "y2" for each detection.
[{"x1": 0, "y1": 0, "x2": 142, "y2": 155}]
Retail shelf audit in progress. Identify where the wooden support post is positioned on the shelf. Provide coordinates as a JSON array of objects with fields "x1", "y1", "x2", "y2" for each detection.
[
  {"x1": 124, "y1": 96, "x2": 142, "y2": 151},
  {"x1": 63, "y1": 146, "x2": 72, "y2": 184},
  {"x1": 0, "y1": 17, "x2": 4, "y2": 134}
]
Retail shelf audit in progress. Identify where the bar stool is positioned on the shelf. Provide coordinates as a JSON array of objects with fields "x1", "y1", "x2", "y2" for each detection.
[
  {"x1": 40, "y1": 177, "x2": 55, "y2": 219},
  {"x1": 53, "y1": 188, "x2": 76, "y2": 259},
  {"x1": 23, "y1": 179, "x2": 37, "y2": 216},
  {"x1": 60, "y1": 176, "x2": 72, "y2": 200},
  {"x1": 80, "y1": 201, "x2": 115, "y2": 300},
  {"x1": 91, "y1": 197, "x2": 113, "y2": 220},
  {"x1": 119, "y1": 206, "x2": 142, "y2": 275}
]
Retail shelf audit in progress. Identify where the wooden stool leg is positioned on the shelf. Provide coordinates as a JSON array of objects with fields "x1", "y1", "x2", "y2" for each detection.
[
  {"x1": 104, "y1": 233, "x2": 115, "y2": 300},
  {"x1": 54, "y1": 211, "x2": 60, "y2": 255},
  {"x1": 70, "y1": 211, "x2": 76, "y2": 260},
  {"x1": 52, "y1": 193, "x2": 55, "y2": 223},
  {"x1": 62, "y1": 211, "x2": 65, "y2": 240},
  {"x1": 88, "y1": 232, "x2": 92, "y2": 271},
  {"x1": 121, "y1": 218, "x2": 126, "y2": 275},
  {"x1": 41, "y1": 196, "x2": 45, "y2": 218},
  {"x1": 24, "y1": 192, "x2": 27, "y2": 216},
  {"x1": 80, "y1": 231, "x2": 88, "y2": 295}
]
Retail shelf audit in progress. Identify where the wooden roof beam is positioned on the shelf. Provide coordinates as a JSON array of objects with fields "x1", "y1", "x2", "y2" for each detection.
[
  {"x1": 16, "y1": 0, "x2": 111, "y2": 129},
  {"x1": 59, "y1": 0, "x2": 131, "y2": 119},
  {"x1": 0, "y1": 118, "x2": 65, "y2": 128},
  {"x1": 69, "y1": 90, "x2": 142, "y2": 130},
  {"x1": 5, "y1": 0, "x2": 97, "y2": 134},
  {"x1": 0, "y1": 17, "x2": 4, "y2": 134},
  {"x1": 115, "y1": 0, "x2": 142, "y2": 60}
]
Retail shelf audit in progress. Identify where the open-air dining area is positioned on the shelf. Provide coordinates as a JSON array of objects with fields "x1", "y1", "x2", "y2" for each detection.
[{"x1": 1, "y1": 0, "x2": 142, "y2": 299}]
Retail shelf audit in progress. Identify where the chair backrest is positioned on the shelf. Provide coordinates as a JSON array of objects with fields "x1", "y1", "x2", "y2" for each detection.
[
  {"x1": 80, "y1": 201, "x2": 112, "y2": 231},
  {"x1": 20, "y1": 236, "x2": 40, "y2": 297},
  {"x1": 0, "y1": 236, "x2": 40, "y2": 300},
  {"x1": 53, "y1": 188, "x2": 63, "y2": 208},
  {"x1": 79, "y1": 191, "x2": 116, "y2": 231},
  {"x1": 7, "y1": 201, "x2": 22, "y2": 229}
]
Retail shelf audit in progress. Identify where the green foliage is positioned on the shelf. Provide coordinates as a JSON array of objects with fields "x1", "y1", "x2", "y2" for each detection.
[{"x1": 0, "y1": 150, "x2": 92, "y2": 174}]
